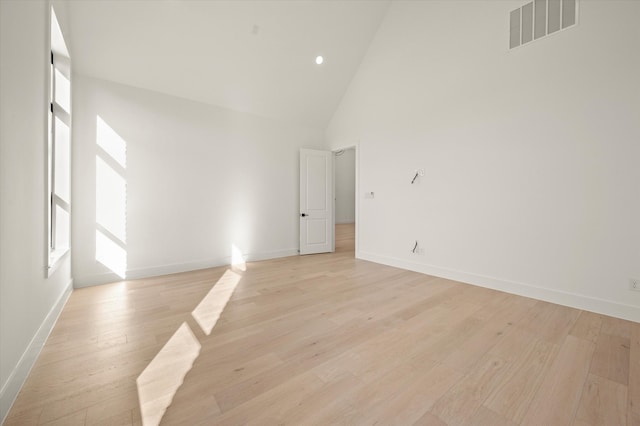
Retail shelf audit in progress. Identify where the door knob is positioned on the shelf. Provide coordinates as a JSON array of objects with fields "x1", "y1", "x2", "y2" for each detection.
[{"x1": 301, "y1": 213, "x2": 307, "y2": 217}]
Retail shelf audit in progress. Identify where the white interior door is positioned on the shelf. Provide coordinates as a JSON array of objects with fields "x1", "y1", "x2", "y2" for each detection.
[{"x1": 300, "y1": 149, "x2": 333, "y2": 255}]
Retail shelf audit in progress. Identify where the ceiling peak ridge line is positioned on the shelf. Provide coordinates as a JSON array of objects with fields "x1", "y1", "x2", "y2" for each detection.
[
  {"x1": 324, "y1": 0, "x2": 392, "y2": 129},
  {"x1": 66, "y1": 0, "x2": 391, "y2": 128},
  {"x1": 76, "y1": 72, "x2": 327, "y2": 132}
]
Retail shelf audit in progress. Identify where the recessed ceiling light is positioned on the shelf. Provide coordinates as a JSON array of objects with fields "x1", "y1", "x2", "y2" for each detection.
[{"x1": 315, "y1": 56, "x2": 324, "y2": 65}]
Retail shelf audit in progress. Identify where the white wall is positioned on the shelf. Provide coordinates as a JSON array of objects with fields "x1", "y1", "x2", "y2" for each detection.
[
  {"x1": 73, "y1": 75, "x2": 324, "y2": 286},
  {"x1": 335, "y1": 148, "x2": 356, "y2": 224},
  {"x1": 327, "y1": 0, "x2": 640, "y2": 321},
  {"x1": 0, "y1": 1, "x2": 73, "y2": 421}
]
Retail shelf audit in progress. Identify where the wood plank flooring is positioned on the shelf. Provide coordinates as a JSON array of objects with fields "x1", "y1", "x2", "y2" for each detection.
[{"x1": 5, "y1": 224, "x2": 640, "y2": 425}]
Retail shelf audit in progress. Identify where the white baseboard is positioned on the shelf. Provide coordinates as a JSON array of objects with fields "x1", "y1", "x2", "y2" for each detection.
[
  {"x1": 74, "y1": 248, "x2": 300, "y2": 288},
  {"x1": 357, "y1": 251, "x2": 640, "y2": 323},
  {"x1": 0, "y1": 279, "x2": 73, "y2": 424}
]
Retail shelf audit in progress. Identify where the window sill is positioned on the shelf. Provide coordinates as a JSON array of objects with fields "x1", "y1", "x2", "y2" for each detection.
[{"x1": 48, "y1": 247, "x2": 70, "y2": 277}]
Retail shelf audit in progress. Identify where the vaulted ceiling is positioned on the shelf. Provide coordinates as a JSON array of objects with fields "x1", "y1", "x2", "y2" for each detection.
[{"x1": 65, "y1": 0, "x2": 390, "y2": 128}]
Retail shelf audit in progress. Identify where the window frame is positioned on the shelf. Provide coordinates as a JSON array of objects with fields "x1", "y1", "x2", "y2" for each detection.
[{"x1": 47, "y1": 6, "x2": 71, "y2": 275}]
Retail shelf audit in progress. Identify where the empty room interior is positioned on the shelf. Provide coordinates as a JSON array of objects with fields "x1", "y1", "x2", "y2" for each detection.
[{"x1": 1, "y1": 0, "x2": 640, "y2": 425}]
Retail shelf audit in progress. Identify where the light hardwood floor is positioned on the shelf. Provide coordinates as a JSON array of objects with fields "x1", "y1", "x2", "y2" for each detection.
[{"x1": 5, "y1": 224, "x2": 640, "y2": 425}]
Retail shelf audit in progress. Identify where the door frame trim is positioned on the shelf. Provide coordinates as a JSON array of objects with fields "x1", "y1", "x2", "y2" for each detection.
[{"x1": 331, "y1": 143, "x2": 358, "y2": 257}]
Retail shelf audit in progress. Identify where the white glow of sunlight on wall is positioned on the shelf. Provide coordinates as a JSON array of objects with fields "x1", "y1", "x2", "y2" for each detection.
[
  {"x1": 50, "y1": 7, "x2": 69, "y2": 58},
  {"x1": 231, "y1": 244, "x2": 246, "y2": 272},
  {"x1": 137, "y1": 322, "x2": 201, "y2": 426},
  {"x1": 54, "y1": 117, "x2": 71, "y2": 202},
  {"x1": 191, "y1": 269, "x2": 241, "y2": 336},
  {"x1": 55, "y1": 205, "x2": 70, "y2": 250},
  {"x1": 97, "y1": 116, "x2": 127, "y2": 168},
  {"x1": 54, "y1": 68, "x2": 71, "y2": 113},
  {"x1": 96, "y1": 229, "x2": 126, "y2": 278},
  {"x1": 96, "y1": 157, "x2": 126, "y2": 243},
  {"x1": 95, "y1": 116, "x2": 127, "y2": 278}
]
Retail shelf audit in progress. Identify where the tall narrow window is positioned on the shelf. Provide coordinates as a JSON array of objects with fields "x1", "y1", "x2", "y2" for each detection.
[{"x1": 48, "y1": 7, "x2": 71, "y2": 272}]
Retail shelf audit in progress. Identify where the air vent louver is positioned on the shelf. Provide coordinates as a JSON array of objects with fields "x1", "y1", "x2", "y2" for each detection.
[{"x1": 510, "y1": 0, "x2": 577, "y2": 49}]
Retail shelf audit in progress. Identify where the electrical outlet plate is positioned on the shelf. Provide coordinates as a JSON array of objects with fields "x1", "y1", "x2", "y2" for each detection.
[{"x1": 630, "y1": 278, "x2": 640, "y2": 291}]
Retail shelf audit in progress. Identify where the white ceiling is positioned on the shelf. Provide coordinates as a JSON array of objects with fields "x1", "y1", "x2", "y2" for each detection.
[{"x1": 66, "y1": 0, "x2": 390, "y2": 128}]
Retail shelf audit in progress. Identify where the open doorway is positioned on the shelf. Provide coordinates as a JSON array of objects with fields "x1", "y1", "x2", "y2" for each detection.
[{"x1": 333, "y1": 147, "x2": 356, "y2": 255}]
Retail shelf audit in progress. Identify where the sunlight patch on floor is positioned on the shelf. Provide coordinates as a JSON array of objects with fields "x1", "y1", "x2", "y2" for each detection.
[
  {"x1": 136, "y1": 322, "x2": 201, "y2": 426},
  {"x1": 192, "y1": 269, "x2": 241, "y2": 335}
]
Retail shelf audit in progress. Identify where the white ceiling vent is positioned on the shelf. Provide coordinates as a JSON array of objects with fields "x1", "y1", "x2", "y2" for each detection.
[{"x1": 510, "y1": 0, "x2": 577, "y2": 49}]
